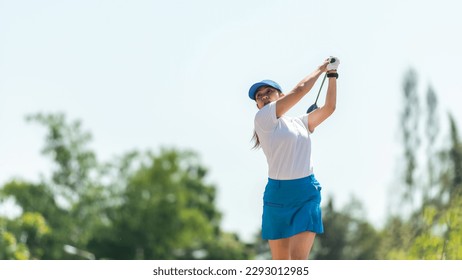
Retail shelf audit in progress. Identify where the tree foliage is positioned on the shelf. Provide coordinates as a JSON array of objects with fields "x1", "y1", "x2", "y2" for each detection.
[
  {"x1": 0, "y1": 113, "x2": 251, "y2": 259},
  {"x1": 312, "y1": 197, "x2": 381, "y2": 260},
  {"x1": 380, "y1": 69, "x2": 462, "y2": 260}
]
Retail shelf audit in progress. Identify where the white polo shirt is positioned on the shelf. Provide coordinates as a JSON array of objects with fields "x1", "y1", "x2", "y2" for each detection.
[{"x1": 254, "y1": 101, "x2": 313, "y2": 180}]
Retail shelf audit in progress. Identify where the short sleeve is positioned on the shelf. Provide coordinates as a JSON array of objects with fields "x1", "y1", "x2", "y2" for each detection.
[
  {"x1": 254, "y1": 101, "x2": 278, "y2": 132},
  {"x1": 298, "y1": 114, "x2": 312, "y2": 135}
]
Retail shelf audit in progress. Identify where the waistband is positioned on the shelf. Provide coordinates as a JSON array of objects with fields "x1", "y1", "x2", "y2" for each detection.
[{"x1": 268, "y1": 174, "x2": 315, "y2": 184}]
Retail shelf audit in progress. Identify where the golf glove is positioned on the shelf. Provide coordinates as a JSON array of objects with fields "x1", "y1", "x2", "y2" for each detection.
[{"x1": 327, "y1": 56, "x2": 340, "y2": 71}]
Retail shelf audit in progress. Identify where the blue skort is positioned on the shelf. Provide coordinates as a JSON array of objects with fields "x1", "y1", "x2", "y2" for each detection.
[{"x1": 262, "y1": 174, "x2": 323, "y2": 240}]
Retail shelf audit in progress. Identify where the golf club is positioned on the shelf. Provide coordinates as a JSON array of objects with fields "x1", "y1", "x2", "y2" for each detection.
[{"x1": 306, "y1": 57, "x2": 336, "y2": 114}]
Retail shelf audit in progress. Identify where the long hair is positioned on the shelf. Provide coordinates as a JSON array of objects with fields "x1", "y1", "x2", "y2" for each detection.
[{"x1": 252, "y1": 130, "x2": 260, "y2": 149}]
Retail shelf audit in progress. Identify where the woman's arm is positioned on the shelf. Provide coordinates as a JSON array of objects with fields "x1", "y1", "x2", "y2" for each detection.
[
  {"x1": 307, "y1": 70, "x2": 337, "y2": 132},
  {"x1": 275, "y1": 59, "x2": 330, "y2": 118}
]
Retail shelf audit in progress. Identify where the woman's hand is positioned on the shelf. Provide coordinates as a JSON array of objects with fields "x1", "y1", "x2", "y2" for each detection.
[
  {"x1": 327, "y1": 57, "x2": 340, "y2": 71},
  {"x1": 320, "y1": 56, "x2": 340, "y2": 73},
  {"x1": 318, "y1": 58, "x2": 330, "y2": 73}
]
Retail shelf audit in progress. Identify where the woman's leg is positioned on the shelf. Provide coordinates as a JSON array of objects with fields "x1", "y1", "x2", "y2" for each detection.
[
  {"x1": 268, "y1": 237, "x2": 291, "y2": 260},
  {"x1": 289, "y1": 231, "x2": 316, "y2": 260},
  {"x1": 268, "y1": 231, "x2": 316, "y2": 260}
]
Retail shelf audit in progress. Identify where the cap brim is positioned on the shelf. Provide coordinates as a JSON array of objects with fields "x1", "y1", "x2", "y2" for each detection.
[{"x1": 248, "y1": 82, "x2": 270, "y2": 100}]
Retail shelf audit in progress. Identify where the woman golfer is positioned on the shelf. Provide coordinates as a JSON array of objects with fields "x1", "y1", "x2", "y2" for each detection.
[{"x1": 249, "y1": 57, "x2": 339, "y2": 260}]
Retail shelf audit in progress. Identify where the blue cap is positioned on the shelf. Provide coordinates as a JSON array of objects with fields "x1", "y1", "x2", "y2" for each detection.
[{"x1": 248, "y1": 79, "x2": 282, "y2": 100}]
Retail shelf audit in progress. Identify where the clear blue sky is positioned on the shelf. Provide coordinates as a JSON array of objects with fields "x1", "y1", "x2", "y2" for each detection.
[{"x1": 1, "y1": 0, "x2": 461, "y2": 242}]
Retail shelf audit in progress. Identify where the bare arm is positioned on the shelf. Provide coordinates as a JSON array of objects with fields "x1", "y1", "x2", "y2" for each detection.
[
  {"x1": 275, "y1": 59, "x2": 330, "y2": 118},
  {"x1": 307, "y1": 71, "x2": 337, "y2": 132}
]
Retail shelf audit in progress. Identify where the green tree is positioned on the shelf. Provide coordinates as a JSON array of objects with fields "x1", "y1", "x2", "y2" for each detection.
[
  {"x1": 312, "y1": 197, "x2": 381, "y2": 260},
  {"x1": 411, "y1": 115, "x2": 462, "y2": 259},
  {"x1": 0, "y1": 217, "x2": 30, "y2": 260},
  {"x1": 424, "y1": 86, "x2": 440, "y2": 201},
  {"x1": 87, "y1": 149, "x2": 252, "y2": 259},
  {"x1": 0, "y1": 181, "x2": 66, "y2": 259},
  {"x1": 1, "y1": 112, "x2": 251, "y2": 259},
  {"x1": 400, "y1": 69, "x2": 421, "y2": 205},
  {"x1": 1, "y1": 113, "x2": 106, "y2": 259},
  {"x1": 382, "y1": 70, "x2": 462, "y2": 259}
]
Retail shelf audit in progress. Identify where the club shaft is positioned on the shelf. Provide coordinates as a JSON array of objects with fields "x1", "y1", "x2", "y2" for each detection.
[{"x1": 314, "y1": 73, "x2": 327, "y2": 104}]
